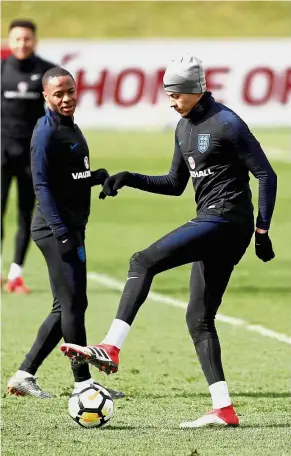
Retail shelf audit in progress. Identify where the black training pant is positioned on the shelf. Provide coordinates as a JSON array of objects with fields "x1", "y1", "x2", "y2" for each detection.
[
  {"x1": 115, "y1": 216, "x2": 254, "y2": 386},
  {"x1": 19, "y1": 232, "x2": 91, "y2": 382},
  {"x1": 1, "y1": 137, "x2": 35, "y2": 266}
]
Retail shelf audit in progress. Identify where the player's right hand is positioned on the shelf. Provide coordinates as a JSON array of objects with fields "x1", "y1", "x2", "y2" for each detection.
[
  {"x1": 91, "y1": 168, "x2": 109, "y2": 186},
  {"x1": 255, "y1": 231, "x2": 275, "y2": 262},
  {"x1": 99, "y1": 172, "x2": 132, "y2": 199}
]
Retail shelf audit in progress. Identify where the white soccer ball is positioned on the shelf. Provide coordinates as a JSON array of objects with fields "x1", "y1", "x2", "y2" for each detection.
[{"x1": 68, "y1": 383, "x2": 114, "y2": 428}]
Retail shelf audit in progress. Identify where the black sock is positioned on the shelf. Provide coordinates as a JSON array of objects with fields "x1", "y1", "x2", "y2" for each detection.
[
  {"x1": 70, "y1": 362, "x2": 91, "y2": 383},
  {"x1": 194, "y1": 337, "x2": 225, "y2": 385}
]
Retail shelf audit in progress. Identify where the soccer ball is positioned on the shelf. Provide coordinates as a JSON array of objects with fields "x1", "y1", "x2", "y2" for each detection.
[{"x1": 68, "y1": 383, "x2": 114, "y2": 428}]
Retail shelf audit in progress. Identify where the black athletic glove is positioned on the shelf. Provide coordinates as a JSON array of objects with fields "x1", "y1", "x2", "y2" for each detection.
[
  {"x1": 91, "y1": 168, "x2": 109, "y2": 187},
  {"x1": 57, "y1": 234, "x2": 76, "y2": 261},
  {"x1": 255, "y1": 231, "x2": 275, "y2": 262},
  {"x1": 99, "y1": 171, "x2": 133, "y2": 199}
]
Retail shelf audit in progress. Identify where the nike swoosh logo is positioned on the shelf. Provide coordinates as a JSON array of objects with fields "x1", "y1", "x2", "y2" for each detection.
[
  {"x1": 70, "y1": 143, "x2": 78, "y2": 150},
  {"x1": 127, "y1": 277, "x2": 139, "y2": 280},
  {"x1": 62, "y1": 239, "x2": 68, "y2": 244},
  {"x1": 179, "y1": 140, "x2": 184, "y2": 146},
  {"x1": 88, "y1": 390, "x2": 100, "y2": 401}
]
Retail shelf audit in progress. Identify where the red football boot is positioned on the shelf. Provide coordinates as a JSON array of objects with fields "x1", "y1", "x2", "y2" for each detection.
[
  {"x1": 180, "y1": 404, "x2": 239, "y2": 428},
  {"x1": 5, "y1": 277, "x2": 30, "y2": 294},
  {"x1": 60, "y1": 343, "x2": 119, "y2": 375}
]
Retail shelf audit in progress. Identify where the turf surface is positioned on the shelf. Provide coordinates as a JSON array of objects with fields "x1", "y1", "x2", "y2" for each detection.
[{"x1": 2, "y1": 128, "x2": 291, "y2": 456}]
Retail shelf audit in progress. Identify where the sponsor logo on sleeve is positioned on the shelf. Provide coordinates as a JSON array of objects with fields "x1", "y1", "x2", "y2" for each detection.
[{"x1": 72, "y1": 171, "x2": 91, "y2": 179}]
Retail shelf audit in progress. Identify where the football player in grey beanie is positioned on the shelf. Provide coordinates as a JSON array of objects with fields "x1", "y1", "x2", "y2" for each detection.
[
  {"x1": 61, "y1": 54, "x2": 277, "y2": 428},
  {"x1": 163, "y1": 53, "x2": 206, "y2": 117},
  {"x1": 163, "y1": 54, "x2": 206, "y2": 95}
]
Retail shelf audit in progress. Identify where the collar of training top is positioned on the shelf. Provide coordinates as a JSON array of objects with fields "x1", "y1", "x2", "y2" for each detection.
[
  {"x1": 46, "y1": 107, "x2": 74, "y2": 127},
  {"x1": 7, "y1": 53, "x2": 37, "y2": 71},
  {"x1": 185, "y1": 91, "x2": 214, "y2": 122}
]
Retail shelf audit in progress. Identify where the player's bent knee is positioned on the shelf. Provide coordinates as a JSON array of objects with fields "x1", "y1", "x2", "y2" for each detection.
[
  {"x1": 186, "y1": 309, "x2": 217, "y2": 344},
  {"x1": 129, "y1": 251, "x2": 155, "y2": 273}
]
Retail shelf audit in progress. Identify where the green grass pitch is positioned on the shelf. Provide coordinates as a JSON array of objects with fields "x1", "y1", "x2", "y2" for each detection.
[{"x1": 1, "y1": 128, "x2": 291, "y2": 456}]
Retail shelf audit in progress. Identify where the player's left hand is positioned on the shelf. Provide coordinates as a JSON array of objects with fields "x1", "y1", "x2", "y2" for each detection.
[
  {"x1": 255, "y1": 231, "x2": 275, "y2": 262},
  {"x1": 99, "y1": 172, "x2": 132, "y2": 199},
  {"x1": 91, "y1": 168, "x2": 109, "y2": 186}
]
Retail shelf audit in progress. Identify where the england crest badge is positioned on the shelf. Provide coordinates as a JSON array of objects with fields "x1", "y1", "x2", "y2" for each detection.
[{"x1": 197, "y1": 134, "x2": 210, "y2": 153}]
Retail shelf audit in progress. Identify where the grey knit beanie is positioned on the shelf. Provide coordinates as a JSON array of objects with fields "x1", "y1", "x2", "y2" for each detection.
[{"x1": 163, "y1": 54, "x2": 206, "y2": 94}]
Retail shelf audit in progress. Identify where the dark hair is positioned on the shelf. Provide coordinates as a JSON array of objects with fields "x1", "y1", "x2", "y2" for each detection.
[
  {"x1": 42, "y1": 67, "x2": 75, "y2": 88},
  {"x1": 9, "y1": 19, "x2": 37, "y2": 34}
]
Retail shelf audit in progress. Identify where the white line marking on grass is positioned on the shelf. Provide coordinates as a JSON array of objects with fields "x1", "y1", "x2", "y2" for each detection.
[{"x1": 88, "y1": 272, "x2": 291, "y2": 346}]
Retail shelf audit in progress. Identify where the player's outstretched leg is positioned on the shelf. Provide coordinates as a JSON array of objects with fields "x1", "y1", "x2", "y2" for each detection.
[
  {"x1": 60, "y1": 264, "x2": 147, "y2": 374},
  {"x1": 61, "y1": 247, "x2": 160, "y2": 373}
]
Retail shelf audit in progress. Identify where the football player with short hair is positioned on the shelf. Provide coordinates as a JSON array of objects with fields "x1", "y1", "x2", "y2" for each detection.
[{"x1": 8, "y1": 67, "x2": 124, "y2": 400}]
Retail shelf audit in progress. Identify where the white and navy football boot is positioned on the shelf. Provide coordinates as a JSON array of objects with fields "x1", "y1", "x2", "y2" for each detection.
[{"x1": 7, "y1": 375, "x2": 52, "y2": 399}]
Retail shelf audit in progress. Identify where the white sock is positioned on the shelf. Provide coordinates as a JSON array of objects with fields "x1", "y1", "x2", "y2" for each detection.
[
  {"x1": 73, "y1": 378, "x2": 93, "y2": 392},
  {"x1": 8, "y1": 263, "x2": 22, "y2": 280},
  {"x1": 101, "y1": 319, "x2": 131, "y2": 349},
  {"x1": 209, "y1": 381, "x2": 232, "y2": 409},
  {"x1": 15, "y1": 370, "x2": 34, "y2": 380}
]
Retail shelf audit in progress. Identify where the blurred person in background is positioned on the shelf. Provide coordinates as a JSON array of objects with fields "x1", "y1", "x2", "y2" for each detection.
[
  {"x1": 1, "y1": 19, "x2": 55, "y2": 293},
  {"x1": 7, "y1": 67, "x2": 124, "y2": 400},
  {"x1": 61, "y1": 55, "x2": 277, "y2": 428}
]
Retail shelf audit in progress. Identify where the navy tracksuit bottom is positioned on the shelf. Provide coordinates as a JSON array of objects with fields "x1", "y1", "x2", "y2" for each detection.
[
  {"x1": 115, "y1": 215, "x2": 254, "y2": 385},
  {"x1": 19, "y1": 231, "x2": 91, "y2": 382}
]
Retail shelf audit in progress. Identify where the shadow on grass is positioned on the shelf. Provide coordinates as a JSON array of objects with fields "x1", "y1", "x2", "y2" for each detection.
[
  {"x1": 20, "y1": 285, "x2": 290, "y2": 297},
  {"x1": 241, "y1": 424, "x2": 291, "y2": 429},
  {"x1": 103, "y1": 423, "x2": 291, "y2": 431},
  {"x1": 232, "y1": 392, "x2": 290, "y2": 398},
  {"x1": 153, "y1": 285, "x2": 291, "y2": 296},
  {"x1": 25, "y1": 288, "x2": 122, "y2": 296},
  {"x1": 228, "y1": 285, "x2": 291, "y2": 295},
  {"x1": 133, "y1": 391, "x2": 290, "y2": 399},
  {"x1": 102, "y1": 425, "x2": 156, "y2": 431}
]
